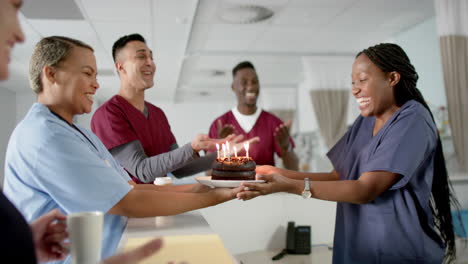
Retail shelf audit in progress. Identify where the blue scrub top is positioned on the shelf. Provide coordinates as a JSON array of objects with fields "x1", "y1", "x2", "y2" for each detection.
[
  {"x1": 4, "y1": 103, "x2": 132, "y2": 264},
  {"x1": 327, "y1": 100, "x2": 444, "y2": 264}
]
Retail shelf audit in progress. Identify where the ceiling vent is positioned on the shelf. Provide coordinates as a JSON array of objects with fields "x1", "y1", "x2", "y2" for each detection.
[
  {"x1": 211, "y1": 70, "x2": 226, "y2": 77},
  {"x1": 197, "y1": 69, "x2": 226, "y2": 77},
  {"x1": 219, "y1": 5, "x2": 274, "y2": 24}
]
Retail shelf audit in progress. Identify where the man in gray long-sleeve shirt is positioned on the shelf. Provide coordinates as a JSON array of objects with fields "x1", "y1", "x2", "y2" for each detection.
[{"x1": 91, "y1": 33, "x2": 256, "y2": 184}]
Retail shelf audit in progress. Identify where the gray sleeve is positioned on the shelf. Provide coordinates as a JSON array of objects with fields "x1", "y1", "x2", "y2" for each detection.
[
  {"x1": 172, "y1": 152, "x2": 217, "y2": 178},
  {"x1": 109, "y1": 140, "x2": 198, "y2": 183}
]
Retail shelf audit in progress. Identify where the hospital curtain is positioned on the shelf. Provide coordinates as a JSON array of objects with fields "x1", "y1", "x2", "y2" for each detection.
[
  {"x1": 309, "y1": 90, "x2": 349, "y2": 148},
  {"x1": 435, "y1": 0, "x2": 468, "y2": 171},
  {"x1": 302, "y1": 56, "x2": 353, "y2": 149}
]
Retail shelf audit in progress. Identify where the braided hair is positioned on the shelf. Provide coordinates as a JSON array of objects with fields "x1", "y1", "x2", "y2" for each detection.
[{"x1": 357, "y1": 43, "x2": 461, "y2": 263}]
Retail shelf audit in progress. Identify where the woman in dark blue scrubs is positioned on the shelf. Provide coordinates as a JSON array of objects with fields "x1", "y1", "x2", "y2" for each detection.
[{"x1": 238, "y1": 43, "x2": 460, "y2": 264}]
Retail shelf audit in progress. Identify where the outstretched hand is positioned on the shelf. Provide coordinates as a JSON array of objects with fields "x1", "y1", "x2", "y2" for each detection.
[
  {"x1": 191, "y1": 134, "x2": 239, "y2": 152},
  {"x1": 30, "y1": 209, "x2": 69, "y2": 262},
  {"x1": 274, "y1": 120, "x2": 292, "y2": 151},
  {"x1": 237, "y1": 173, "x2": 296, "y2": 201},
  {"x1": 230, "y1": 136, "x2": 260, "y2": 156},
  {"x1": 217, "y1": 119, "x2": 236, "y2": 139}
]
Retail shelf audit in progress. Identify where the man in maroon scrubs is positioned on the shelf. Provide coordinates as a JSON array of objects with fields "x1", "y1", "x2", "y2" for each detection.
[
  {"x1": 91, "y1": 34, "x2": 255, "y2": 184},
  {"x1": 208, "y1": 61, "x2": 299, "y2": 170}
]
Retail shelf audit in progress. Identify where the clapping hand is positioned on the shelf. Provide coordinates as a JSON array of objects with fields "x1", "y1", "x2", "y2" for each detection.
[
  {"x1": 274, "y1": 120, "x2": 292, "y2": 151},
  {"x1": 217, "y1": 119, "x2": 236, "y2": 139}
]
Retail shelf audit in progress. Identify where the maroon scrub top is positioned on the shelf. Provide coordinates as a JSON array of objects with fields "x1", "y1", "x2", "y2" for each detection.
[
  {"x1": 91, "y1": 95, "x2": 176, "y2": 182},
  {"x1": 208, "y1": 110, "x2": 294, "y2": 166}
]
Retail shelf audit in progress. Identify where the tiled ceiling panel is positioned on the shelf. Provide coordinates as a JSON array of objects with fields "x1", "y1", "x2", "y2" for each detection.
[
  {"x1": 29, "y1": 19, "x2": 104, "y2": 50},
  {"x1": 288, "y1": 0, "x2": 359, "y2": 8},
  {"x1": 92, "y1": 22, "x2": 153, "y2": 54},
  {"x1": 22, "y1": 0, "x2": 84, "y2": 20},
  {"x1": 203, "y1": 24, "x2": 268, "y2": 51},
  {"x1": 271, "y1": 7, "x2": 342, "y2": 27},
  {"x1": 79, "y1": 0, "x2": 152, "y2": 22}
]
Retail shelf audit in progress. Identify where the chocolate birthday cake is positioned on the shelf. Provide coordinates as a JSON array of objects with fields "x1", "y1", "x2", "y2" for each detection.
[{"x1": 211, "y1": 156, "x2": 256, "y2": 181}]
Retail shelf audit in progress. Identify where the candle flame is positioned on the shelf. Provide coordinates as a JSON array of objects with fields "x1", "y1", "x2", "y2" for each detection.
[{"x1": 244, "y1": 142, "x2": 249, "y2": 158}]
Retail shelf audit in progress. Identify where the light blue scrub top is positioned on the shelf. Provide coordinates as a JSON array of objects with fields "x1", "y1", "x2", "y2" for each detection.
[
  {"x1": 327, "y1": 100, "x2": 444, "y2": 264},
  {"x1": 4, "y1": 103, "x2": 132, "y2": 264}
]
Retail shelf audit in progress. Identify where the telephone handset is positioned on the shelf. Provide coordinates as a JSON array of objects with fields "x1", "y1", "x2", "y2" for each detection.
[
  {"x1": 272, "y1": 221, "x2": 311, "y2": 261},
  {"x1": 286, "y1": 221, "x2": 311, "y2": 254}
]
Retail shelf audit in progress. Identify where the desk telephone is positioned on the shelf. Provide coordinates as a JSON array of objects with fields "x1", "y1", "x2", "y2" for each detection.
[{"x1": 272, "y1": 221, "x2": 311, "y2": 261}]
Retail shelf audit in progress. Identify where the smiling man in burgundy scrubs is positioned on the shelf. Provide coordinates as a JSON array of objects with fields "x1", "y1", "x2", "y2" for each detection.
[
  {"x1": 208, "y1": 61, "x2": 299, "y2": 170},
  {"x1": 91, "y1": 34, "x2": 254, "y2": 184}
]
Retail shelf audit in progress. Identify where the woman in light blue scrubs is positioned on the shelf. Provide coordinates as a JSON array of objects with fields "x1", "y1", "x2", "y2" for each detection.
[
  {"x1": 237, "y1": 43, "x2": 460, "y2": 263},
  {"x1": 3, "y1": 35, "x2": 242, "y2": 264}
]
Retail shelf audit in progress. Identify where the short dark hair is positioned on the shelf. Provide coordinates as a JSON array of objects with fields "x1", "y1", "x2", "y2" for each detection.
[
  {"x1": 232, "y1": 61, "x2": 255, "y2": 77},
  {"x1": 112, "y1": 33, "x2": 146, "y2": 62}
]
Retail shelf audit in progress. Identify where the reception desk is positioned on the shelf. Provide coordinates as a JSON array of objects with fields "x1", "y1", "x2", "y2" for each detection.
[
  {"x1": 119, "y1": 211, "x2": 237, "y2": 264},
  {"x1": 118, "y1": 192, "x2": 336, "y2": 263}
]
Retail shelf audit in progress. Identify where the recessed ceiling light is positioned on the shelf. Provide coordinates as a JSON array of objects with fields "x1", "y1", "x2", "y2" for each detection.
[{"x1": 220, "y1": 5, "x2": 274, "y2": 24}]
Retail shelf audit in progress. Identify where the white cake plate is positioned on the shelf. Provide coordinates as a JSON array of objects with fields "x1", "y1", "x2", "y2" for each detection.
[{"x1": 196, "y1": 176, "x2": 265, "y2": 188}]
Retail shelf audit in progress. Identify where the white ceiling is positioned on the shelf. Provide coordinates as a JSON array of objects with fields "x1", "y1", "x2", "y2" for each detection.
[{"x1": 2, "y1": 0, "x2": 434, "y2": 105}]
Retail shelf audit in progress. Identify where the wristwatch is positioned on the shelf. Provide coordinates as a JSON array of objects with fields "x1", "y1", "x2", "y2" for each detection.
[{"x1": 301, "y1": 178, "x2": 312, "y2": 199}]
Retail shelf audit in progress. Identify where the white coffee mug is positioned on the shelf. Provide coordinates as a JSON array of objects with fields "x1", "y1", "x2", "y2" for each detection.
[
  {"x1": 154, "y1": 176, "x2": 173, "y2": 186},
  {"x1": 67, "y1": 211, "x2": 104, "y2": 264}
]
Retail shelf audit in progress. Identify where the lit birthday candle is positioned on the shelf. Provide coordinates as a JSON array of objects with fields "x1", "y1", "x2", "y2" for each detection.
[
  {"x1": 216, "y1": 143, "x2": 220, "y2": 159},
  {"x1": 244, "y1": 142, "x2": 249, "y2": 159},
  {"x1": 234, "y1": 146, "x2": 238, "y2": 157},
  {"x1": 222, "y1": 144, "x2": 226, "y2": 160},
  {"x1": 226, "y1": 141, "x2": 230, "y2": 161}
]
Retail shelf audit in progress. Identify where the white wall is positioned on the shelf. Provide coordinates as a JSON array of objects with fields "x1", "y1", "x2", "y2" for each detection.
[
  {"x1": 393, "y1": 17, "x2": 447, "y2": 107},
  {"x1": 0, "y1": 88, "x2": 18, "y2": 187},
  {"x1": 201, "y1": 194, "x2": 336, "y2": 255}
]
